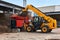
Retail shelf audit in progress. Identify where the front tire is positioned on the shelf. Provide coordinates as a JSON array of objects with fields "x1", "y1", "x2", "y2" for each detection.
[{"x1": 26, "y1": 26, "x2": 32, "y2": 32}]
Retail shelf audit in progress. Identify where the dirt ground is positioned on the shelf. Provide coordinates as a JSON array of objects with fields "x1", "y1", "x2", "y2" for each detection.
[{"x1": 0, "y1": 28, "x2": 60, "y2": 40}]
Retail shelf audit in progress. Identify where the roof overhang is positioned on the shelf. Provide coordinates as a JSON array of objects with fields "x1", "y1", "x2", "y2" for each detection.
[
  {"x1": 0, "y1": 1, "x2": 24, "y2": 10},
  {"x1": 45, "y1": 12, "x2": 60, "y2": 15}
]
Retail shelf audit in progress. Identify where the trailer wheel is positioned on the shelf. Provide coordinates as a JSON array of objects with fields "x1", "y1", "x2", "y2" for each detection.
[
  {"x1": 41, "y1": 26, "x2": 51, "y2": 33},
  {"x1": 26, "y1": 26, "x2": 32, "y2": 32},
  {"x1": 20, "y1": 27, "x2": 25, "y2": 32}
]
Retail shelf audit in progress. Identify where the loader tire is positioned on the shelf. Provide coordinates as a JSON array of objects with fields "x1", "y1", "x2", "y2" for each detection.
[
  {"x1": 41, "y1": 26, "x2": 51, "y2": 33},
  {"x1": 26, "y1": 26, "x2": 32, "y2": 32}
]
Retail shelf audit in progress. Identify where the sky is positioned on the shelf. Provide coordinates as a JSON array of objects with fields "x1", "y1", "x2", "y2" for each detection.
[{"x1": 2, "y1": 0, "x2": 60, "y2": 7}]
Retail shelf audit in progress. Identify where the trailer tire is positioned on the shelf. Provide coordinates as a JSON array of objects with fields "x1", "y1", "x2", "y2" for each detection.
[{"x1": 20, "y1": 27, "x2": 25, "y2": 32}]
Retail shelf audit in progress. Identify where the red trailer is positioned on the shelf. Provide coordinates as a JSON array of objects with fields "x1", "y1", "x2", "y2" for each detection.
[{"x1": 10, "y1": 14, "x2": 29, "y2": 29}]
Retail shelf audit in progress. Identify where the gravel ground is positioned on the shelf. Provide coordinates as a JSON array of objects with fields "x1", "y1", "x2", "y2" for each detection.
[{"x1": 0, "y1": 28, "x2": 60, "y2": 40}]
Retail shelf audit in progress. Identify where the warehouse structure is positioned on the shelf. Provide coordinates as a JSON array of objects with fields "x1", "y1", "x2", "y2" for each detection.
[{"x1": 0, "y1": 1, "x2": 24, "y2": 25}]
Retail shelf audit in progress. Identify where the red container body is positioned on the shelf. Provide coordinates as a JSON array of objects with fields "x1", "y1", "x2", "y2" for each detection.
[
  {"x1": 16, "y1": 20, "x2": 24, "y2": 28},
  {"x1": 11, "y1": 14, "x2": 29, "y2": 28}
]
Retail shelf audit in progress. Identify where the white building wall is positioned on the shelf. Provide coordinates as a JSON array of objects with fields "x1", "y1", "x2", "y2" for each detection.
[
  {"x1": 55, "y1": 5, "x2": 60, "y2": 11},
  {"x1": 38, "y1": 6, "x2": 55, "y2": 13}
]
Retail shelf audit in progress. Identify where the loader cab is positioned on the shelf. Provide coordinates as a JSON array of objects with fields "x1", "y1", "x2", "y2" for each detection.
[
  {"x1": 32, "y1": 16, "x2": 43, "y2": 30},
  {"x1": 33, "y1": 16, "x2": 43, "y2": 22}
]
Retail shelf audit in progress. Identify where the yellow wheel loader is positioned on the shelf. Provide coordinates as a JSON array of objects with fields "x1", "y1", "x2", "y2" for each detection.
[{"x1": 22, "y1": 5, "x2": 57, "y2": 33}]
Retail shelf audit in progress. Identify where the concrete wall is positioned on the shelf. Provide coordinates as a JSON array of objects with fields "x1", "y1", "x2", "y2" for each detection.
[
  {"x1": 55, "y1": 5, "x2": 60, "y2": 11},
  {"x1": 38, "y1": 6, "x2": 55, "y2": 13},
  {"x1": 38, "y1": 5, "x2": 60, "y2": 13}
]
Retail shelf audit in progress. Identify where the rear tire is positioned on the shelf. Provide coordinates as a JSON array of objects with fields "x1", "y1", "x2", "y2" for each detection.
[{"x1": 41, "y1": 26, "x2": 52, "y2": 33}]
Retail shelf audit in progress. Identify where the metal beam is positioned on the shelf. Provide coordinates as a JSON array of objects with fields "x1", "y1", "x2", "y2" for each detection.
[{"x1": 0, "y1": 3, "x2": 21, "y2": 10}]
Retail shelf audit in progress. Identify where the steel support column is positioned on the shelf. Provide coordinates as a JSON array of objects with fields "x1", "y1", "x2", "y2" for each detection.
[{"x1": 13, "y1": 8, "x2": 15, "y2": 14}]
